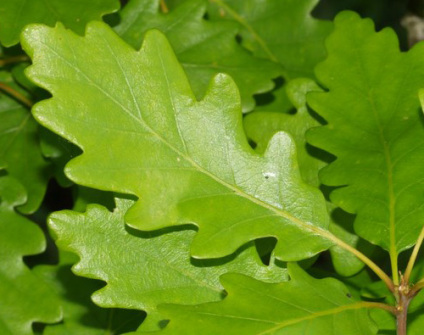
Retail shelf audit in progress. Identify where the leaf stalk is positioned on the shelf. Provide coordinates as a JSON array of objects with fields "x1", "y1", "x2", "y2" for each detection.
[
  {"x1": 0, "y1": 55, "x2": 29, "y2": 67},
  {"x1": 320, "y1": 230, "x2": 395, "y2": 292},
  {"x1": 160, "y1": 0, "x2": 169, "y2": 13},
  {"x1": 403, "y1": 225, "x2": 424, "y2": 283}
]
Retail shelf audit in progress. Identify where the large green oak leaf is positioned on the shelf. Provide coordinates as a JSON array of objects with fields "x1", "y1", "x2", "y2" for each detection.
[
  {"x1": 0, "y1": 176, "x2": 61, "y2": 334},
  {"x1": 22, "y1": 22, "x2": 333, "y2": 261},
  {"x1": 155, "y1": 263, "x2": 378, "y2": 334},
  {"x1": 307, "y1": 11, "x2": 424, "y2": 256},
  {"x1": 115, "y1": 0, "x2": 280, "y2": 112},
  {"x1": 49, "y1": 198, "x2": 287, "y2": 330},
  {"x1": 0, "y1": 0, "x2": 120, "y2": 47}
]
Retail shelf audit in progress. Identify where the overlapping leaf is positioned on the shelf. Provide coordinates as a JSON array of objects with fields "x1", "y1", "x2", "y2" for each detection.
[
  {"x1": 49, "y1": 198, "x2": 287, "y2": 330},
  {"x1": 0, "y1": 71, "x2": 51, "y2": 213},
  {"x1": 115, "y1": 0, "x2": 280, "y2": 112},
  {"x1": 244, "y1": 79, "x2": 323, "y2": 186},
  {"x1": 207, "y1": 0, "x2": 333, "y2": 79},
  {"x1": 307, "y1": 11, "x2": 424, "y2": 255},
  {"x1": 0, "y1": 176, "x2": 61, "y2": 334},
  {"x1": 245, "y1": 78, "x2": 370, "y2": 276},
  {"x1": 155, "y1": 263, "x2": 378, "y2": 334},
  {"x1": 22, "y1": 23, "x2": 333, "y2": 261},
  {"x1": 0, "y1": 0, "x2": 120, "y2": 47}
]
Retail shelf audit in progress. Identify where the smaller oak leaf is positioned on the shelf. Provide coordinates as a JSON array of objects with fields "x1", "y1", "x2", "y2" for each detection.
[
  {"x1": 49, "y1": 198, "x2": 287, "y2": 329},
  {"x1": 155, "y1": 263, "x2": 378, "y2": 335}
]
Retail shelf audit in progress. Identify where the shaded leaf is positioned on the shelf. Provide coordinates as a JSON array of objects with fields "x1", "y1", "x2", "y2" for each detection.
[
  {"x1": 0, "y1": 71, "x2": 51, "y2": 213},
  {"x1": 307, "y1": 11, "x2": 424, "y2": 254},
  {"x1": 115, "y1": 0, "x2": 281, "y2": 112},
  {"x1": 39, "y1": 127, "x2": 81, "y2": 187},
  {"x1": 72, "y1": 186, "x2": 115, "y2": 213},
  {"x1": 0, "y1": 0, "x2": 120, "y2": 47},
  {"x1": 208, "y1": 0, "x2": 333, "y2": 79},
  {"x1": 22, "y1": 23, "x2": 333, "y2": 261},
  {"x1": 34, "y1": 252, "x2": 143, "y2": 335},
  {"x1": 49, "y1": 198, "x2": 288, "y2": 330},
  {"x1": 0, "y1": 176, "x2": 61, "y2": 334},
  {"x1": 156, "y1": 263, "x2": 378, "y2": 334}
]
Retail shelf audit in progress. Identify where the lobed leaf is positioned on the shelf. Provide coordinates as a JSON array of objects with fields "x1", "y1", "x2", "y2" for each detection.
[
  {"x1": 155, "y1": 263, "x2": 378, "y2": 335},
  {"x1": 307, "y1": 11, "x2": 424, "y2": 255},
  {"x1": 22, "y1": 22, "x2": 333, "y2": 261},
  {"x1": 49, "y1": 198, "x2": 287, "y2": 329}
]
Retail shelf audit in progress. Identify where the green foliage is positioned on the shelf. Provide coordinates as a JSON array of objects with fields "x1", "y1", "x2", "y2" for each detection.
[
  {"x1": 207, "y1": 0, "x2": 333, "y2": 79},
  {"x1": 2, "y1": 0, "x2": 424, "y2": 334},
  {"x1": 0, "y1": 0, "x2": 120, "y2": 46},
  {"x1": 115, "y1": 0, "x2": 281, "y2": 112}
]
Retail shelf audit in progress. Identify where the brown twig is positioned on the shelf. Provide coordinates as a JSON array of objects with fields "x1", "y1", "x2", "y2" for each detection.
[
  {"x1": 160, "y1": 0, "x2": 169, "y2": 13},
  {"x1": 0, "y1": 55, "x2": 29, "y2": 67},
  {"x1": 0, "y1": 82, "x2": 33, "y2": 108}
]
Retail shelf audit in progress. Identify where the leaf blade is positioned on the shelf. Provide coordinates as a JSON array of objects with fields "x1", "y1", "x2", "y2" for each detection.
[
  {"x1": 49, "y1": 198, "x2": 287, "y2": 329},
  {"x1": 156, "y1": 264, "x2": 378, "y2": 335}
]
